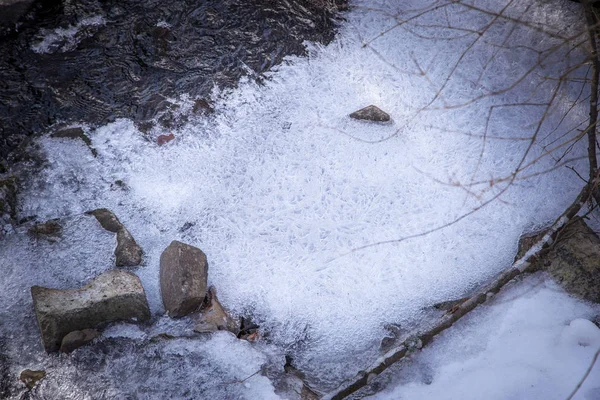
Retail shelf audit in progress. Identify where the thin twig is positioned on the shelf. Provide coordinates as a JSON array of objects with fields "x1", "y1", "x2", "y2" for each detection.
[{"x1": 565, "y1": 346, "x2": 600, "y2": 400}]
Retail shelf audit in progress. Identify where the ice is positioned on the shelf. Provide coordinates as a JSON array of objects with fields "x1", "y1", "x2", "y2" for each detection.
[
  {"x1": 2, "y1": 0, "x2": 597, "y2": 396},
  {"x1": 31, "y1": 16, "x2": 106, "y2": 54},
  {"x1": 370, "y1": 274, "x2": 600, "y2": 400}
]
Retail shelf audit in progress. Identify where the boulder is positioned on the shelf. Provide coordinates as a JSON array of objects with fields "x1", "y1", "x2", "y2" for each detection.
[
  {"x1": 60, "y1": 329, "x2": 99, "y2": 353},
  {"x1": 516, "y1": 217, "x2": 600, "y2": 302},
  {"x1": 160, "y1": 240, "x2": 208, "y2": 317},
  {"x1": 193, "y1": 287, "x2": 239, "y2": 334},
  {"x1": 31, "y1": 269, "x2": 151, "y2": 352},
  {"x1": 349, "y1": 105, "x2": 391, "y2": 122},
  {"x1": 87, "y1": 208, "x2": 143, "y2": 267},
  {"x1": 19, "y1": 369, "x2": 45, "y2": 390},
  {"x1": 0, "y1": 0, "x2": 34, "y2": 26}
]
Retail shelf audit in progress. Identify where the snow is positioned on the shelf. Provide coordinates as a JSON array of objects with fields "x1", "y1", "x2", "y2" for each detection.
[
  {"x1": 1, "y1": 0, "x2": 599, "y2": 397},
  {"x1": 31, "y1": 16, "x2": 106, "y2": 54},
  {"x1": 370, "y1": 274, "x2": 600, "y2": 400}
]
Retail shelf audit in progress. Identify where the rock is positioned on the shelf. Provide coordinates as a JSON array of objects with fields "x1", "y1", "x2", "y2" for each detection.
[
  {"x1": 516, "y1": 217, "x2": 600, "y2": 302},
  {"x1": 193, "y1": 287, "x2": 239, "y2": 334},
  {"x1": 87, "y1": 208, "x2": 143, "y2": 267},
  {"x1": 19, "y1": 369, "x2": 46, "y2": 389},
  {"x1": 0, "y1": 177, "x2": 17, "y2": 222},
  {"x1": 60, "y1": 329, "x2": 99, "y2": 353},
  {"x1": 51, "y1": 127, "x2": 97, "y2": 157},
  {"x1": 0, "y1": 0, "x2": 34, "y2": 26},
  {"x1": 115, "y1": 229, "x2": 143, "y2": 267},
  {"x1": 31, "y1": 269, "x2": 151, "y2": 352},
  {"x1": 157, "y1": 133, "x2": 175, "y2": 146},
  {"x1": 28, "y1": 219, "x2": 62, "y2": 240},
  {"x1": 193, "y1": 98, "x2": 214, "y2": 115},
  {"x1": 160, "y1": 240, "x2": 208, "y2": 317},
  {"x1": 349, "y1": 105, "x2": 391, "y2": 122},
  {"x1": 88, "y1": 208, "x2": 123, "y2": 233}
]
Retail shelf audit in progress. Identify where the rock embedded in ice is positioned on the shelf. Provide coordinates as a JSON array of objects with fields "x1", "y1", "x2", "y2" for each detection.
[
  {"x1": 19, "y1": 369, "x2": 45, "y2": 389},
  {"x1": 59, "y1": 328, "x2": 99, "y2": 353},
  {"x1": 28, "y1": 219, "x2": 62, "y2": 240},
  {"x1": 349, "y1": 105, "x2": 391, "y2": 122},
  {"x1": 50, "y1": 127, "x2": 97, "y2": 157},
  {"x1": 0, "y1": 177, "x2": 17, "y2": 227},
  {"x1": 87, "y1": 208, "x2": 143, "y2": 267},
  {"x1": 31, "y1": 269, "x2": 151, "y2": 352},
  {"x1": 517, "y1": 217, "x2": 600, "y2": 302},
  {"x1": 193, "y1": 287, "x2": 240, "y2": 334},
  {"x1": 160, "y1": 240, "x2": 208, "y2": 318}
]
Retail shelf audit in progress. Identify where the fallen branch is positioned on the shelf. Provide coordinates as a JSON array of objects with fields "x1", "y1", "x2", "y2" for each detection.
[{"x1": 322, "y1": 177, "x2": 599, "y2": 400}]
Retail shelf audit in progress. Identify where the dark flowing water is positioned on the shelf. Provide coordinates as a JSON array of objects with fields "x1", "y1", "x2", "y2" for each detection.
[{"x1": 0, "y1": 0, "x2": 345, "y2": 166}]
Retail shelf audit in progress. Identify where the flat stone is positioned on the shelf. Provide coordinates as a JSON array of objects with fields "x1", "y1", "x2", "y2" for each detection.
[
  {"x1": 349, "y1": 105, "x2": 390, "y2": 122},
  {"x1": 193, "y1": 287, "x2": 239, "y2": 334},
  {"x1": 31, "y1": 269, "x2": 151, "y2": 352},
  {"x1": 51, "y1": 127, "x2": 97, "y2": 157},
  {"x1": 60, "y1": 329, "x2": 99, "y2": 353},
  {"x1": 19, "y1": 369, "x2": 45, "y2": 389},
  {"x1": 160, "y1": 240, "x2": 208, "y2": 317}
]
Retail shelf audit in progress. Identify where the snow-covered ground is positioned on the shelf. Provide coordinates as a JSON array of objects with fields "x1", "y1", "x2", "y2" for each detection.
[{"x1": 2, "y1": 0, "x2": 599, "y2": 398}]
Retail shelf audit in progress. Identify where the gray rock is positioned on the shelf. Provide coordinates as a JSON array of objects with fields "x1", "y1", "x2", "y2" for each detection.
[
  {"x1": 115, "y1": 229, "x2": 143, "y2": 267},
  {"x1": 516, "y1": 217, "x2": 600, "y2": 302},
  {"x1": 0, "y1": 0, "x2": 34, "y2": 26},
  {"x1": 160, "y1": 240, "x2": 208, "y2": 317},
  {"x1": 88, "y1": 208, "x2": 123, "y2": 233},
  {"x1": 349, "y1": 105, "x2": 391, "y2": 122},
  {"x1": 0, "y1": 177, "x2": 17, "y2": 222},
  {"x1": 87, "y1": 208, "x2": 143, "y2": 267},
  {"x1": 193, "y1": 287, "x2": 239, "y2": 334},
  {"x1": 19, "y1": 369, "x2": 45, "y2": 390},
  {"x1": 60, "y1": 329, "x2": 99, "y2": 353},
  {"x1": 31, "y1": 269, "x2": 150, "y2": 352}
]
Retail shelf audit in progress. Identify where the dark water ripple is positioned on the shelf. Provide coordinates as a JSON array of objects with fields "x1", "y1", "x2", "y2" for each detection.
[{"x1": 0, "y1": 0, "x2": 345, "y2": 165}]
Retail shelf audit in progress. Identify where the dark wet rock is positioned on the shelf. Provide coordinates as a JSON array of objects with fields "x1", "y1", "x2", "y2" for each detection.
[
  {"x1": 60, "y1": 329, "x2": 99, "y2": 353},
  {"x1": 193, "y1": 98, "x2": 214, "y2": 115},
  {"x1": 160, "y1": 240, "x2": 208, "y2": 318},
  {"x1": 0, "y1": 0, "x2": 34, "y2": 26},
  {"x1": 193, "y1": 287, "x2": 239, "y2": 334},
  {"x1": 19, "y1": 369, "x2": 46, "y2": 390},
  {"x1": 87, "y1": 208, "x2": 143, "y2": 267},
  {"x1": 516, "y1": 217, "x2": 600, "y2": 302},
  {"x1": 31, "y1": 269, "x2": 151, "y2": 352},
  {"x1": 50, "y1": 127, "x2": 97, "y2": 157},
  {"x1": 88, "y1": 208, "x2": 123, "y2": 233},
  {"x1": 349, "y1": 105, "x2": 391, "y2": 122},
  {"x1": 0, "y1": 177, "x2": 17, "y2": 232},
  {"x1": 28, "y1": 219, "x2": 62, "y2": 241},
  {"x1": 115, "y1": 229, "x2": 143, "y2": 267}
]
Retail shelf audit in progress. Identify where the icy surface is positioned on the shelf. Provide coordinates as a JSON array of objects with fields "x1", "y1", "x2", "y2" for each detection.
[
  {"x1": 1, "y1": 0, "x2": 597, "y2": 396},
  {"x1": 371, "y1": 274, "x2": 600, "y2": 400},
  {"x1": 31, "y1": 16, "x2": 106, "y2": 54}
]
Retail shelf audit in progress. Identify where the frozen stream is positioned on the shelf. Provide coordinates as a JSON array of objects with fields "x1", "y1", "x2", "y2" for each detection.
[{"x1": 2, "y1": 0, "x2": 600, "y2": 398}]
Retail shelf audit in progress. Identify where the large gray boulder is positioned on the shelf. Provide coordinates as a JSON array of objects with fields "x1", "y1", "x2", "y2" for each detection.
[
  {"x1": 516, "y1": 217, "x2": 600, "y2": 303},
  {"x1": 31, "y1": 269, "x2": 151, "y2": 352},
  {"x1": 160, "y1": 240, "x2": 208, "y2": 317}
]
